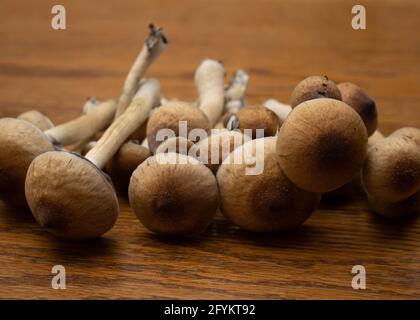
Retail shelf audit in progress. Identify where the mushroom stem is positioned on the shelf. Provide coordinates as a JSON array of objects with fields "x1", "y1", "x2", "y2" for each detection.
[
  {"x1": 114, "y1": 24, "x2": 167, "y2": 119},
  {"x1": 44, "y1": 98, "x2": 117, "y2": 146},
  {"x1": 225, "y1": 69, "x2": 249, "y2": 113},
  {"x1": 86, "y1": 79, "x2": 160, "y2": 169},
  {"x1": 263, "y1": 99, "x2": 292, "y2": 122},
  {"x1": 195, "y1": 59, "x2": 225, "y2": 127}
]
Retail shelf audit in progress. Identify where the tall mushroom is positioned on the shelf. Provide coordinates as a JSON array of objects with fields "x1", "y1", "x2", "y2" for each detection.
[
  {"x1": 276, "y1": 98, "x2": 368, "y2": 192},
  {"x1": 217, "y1": 137, "x2": 320, "y2": 232},
  {"x1": 25, "y1": 79, "x2": 160, "y2": 240}
]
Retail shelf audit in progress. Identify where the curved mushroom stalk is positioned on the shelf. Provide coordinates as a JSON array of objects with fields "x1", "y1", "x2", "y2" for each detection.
[
  {"x1": 114, "y1": 24, "x2": 167, "y2": 119},
  {"x1": 25, "y1": 79, "x2": 160, "y2": 240}
]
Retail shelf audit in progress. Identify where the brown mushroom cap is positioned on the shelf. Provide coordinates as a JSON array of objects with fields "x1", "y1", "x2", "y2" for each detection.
[
  {"x1": 0, "y1": 118, "x2": 55, "y2": 207},
  {"x1": 237, "y1": 105, "x2": 281, "y2": 139},
  {"x1": 277, "y1": 98, "x2": 368, "y2": 192},
  {"x1": 128, "y1": 153, "x2": 219, "y2": 236},
  {"x1": 17, "y1": 110, "x2": 54, "y2": 131},
  {"x1": 194, "y1": 130, "x2": 245, "y2": 173},
  {"x1": 362, "y1": 136, "x2": 420, "y2": 202},
  {"x1": 25, "y1": 151, "x2": 119, "y2": 240},
  {"x1": 217, "y1": 137, "x2": 320, "y2": 232},
  {"x1": 105, "y1": 141, "x2": 151, "y2": 195},
  {"x1": 390, "y1": 127, "x2": 420, "y2": 146},
  {"x1": 290, "y1": 76, "x2": 342, "y2": 108},
  {"x1": 368, "y1": 192, "x2": 420, "y2": 218},
  {"x1": 155, "y1": 136, "x2": 195, "y2": 156},
  {"x1": 146, "y1": 101, "x2": 210, "y2": 153},
  {"x1": 337, "y1": 82, "x2": 378, "y2": 136}
]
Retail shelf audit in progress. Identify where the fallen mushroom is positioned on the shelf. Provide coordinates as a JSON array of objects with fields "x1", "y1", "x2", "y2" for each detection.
[
  {"x1": 129, "y1": 152, "x2": 219, "y2": 236},
  {"x1": 290, "y1": 75, "x2": 342, "y2": 108},
  {"x1": 362, "y1": 136, "x2": 420, "y2": 203},
  {"x1": 25, "y1": 79, "x2": 160, "y2": 240},
  {"x1": 17, "y1": 110, "x2": 54, "y2": 131},
  {"x1": 277, "y1": 98, "x2": 368, "y2": 192},
  {"x1": 0, "y1": 97, "x2": 117, "y2": 207},
  {"x1": 146, "y1": 59, "x2": 225, "y2": 153},
  {"x1": 217, "y1": 137, "x2": 320, "y2": 232},
  {"x1": 337, "y1": 82, "x2": 378, "y2": 136},
  {"x1": 114, "y1": 24, "x2": 167, "y2": 119}
]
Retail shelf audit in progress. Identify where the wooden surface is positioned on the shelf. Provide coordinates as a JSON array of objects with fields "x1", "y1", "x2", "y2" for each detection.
[{"x1": 0, "y1": 0, "x2": 419, "y2": 299}]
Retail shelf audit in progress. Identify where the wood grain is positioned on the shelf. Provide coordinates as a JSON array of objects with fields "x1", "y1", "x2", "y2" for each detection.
[{"x1": 0, "y1": 0, "x2": 419, "y2": 299}]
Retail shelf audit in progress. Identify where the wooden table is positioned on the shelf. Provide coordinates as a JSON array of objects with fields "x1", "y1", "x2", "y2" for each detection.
[{"x1": 0, "y1": 0, "x2": 419, "y2": 299}]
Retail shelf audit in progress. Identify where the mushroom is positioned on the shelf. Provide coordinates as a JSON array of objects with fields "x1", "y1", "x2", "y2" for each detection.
[
  {"x1": 263, "y1": 99, "x2": 292, "y2": 123},
  {"x1": 236, "y1": 105, "x2": 281, "y2": 139},
  {"x1": 114, "y1": 24, "x2": 167, "y2": 118},
  {"x1": 390, "y1": 127, "x2": 420, "y2": 146},
  {"x1": 146, "y1": 59, "x2": 225, "y2": 153},
  {"x1": 290, "y1": 75, "x2": 342, "y2": 108},
  {"x1": 105, "y1": 141, "x2": 151, "y2": 195},
  {"x1": 25, "y1": 79, "x2": 160, "y2": 240},
  {"x1": 367, "y1": 192, "x2": 420, "y2": 218},
  {"x1": 17, "y1": 110, "x2": 54, "y2": 131},
  {"x1": 277, "y1": 98, "x2": 368, "y2": 192},
  {"x1": 368, "y1": 130, "x2": 384, "y2": 148},
  {"x1": 194, "y1": 115, "x2": 246, "y2": 173},
  {"x1": 362, "y1": 136, "x2": 420, "y2": 202},
  {"x1": 128, "y1": 152, "x2": 219, "y2": 236},
  {"x1": 155, "y1": 136, "x2": 196, "y2": 156},
  {"x1": 337, "y1": 82, "x2": 378, "y2": 136},
  {"x1": 217, "y1": 137, "x2": 320, "y2": 232},
  {"x1": 0, "y1": 97, "x2": 116, "y2": 207}
]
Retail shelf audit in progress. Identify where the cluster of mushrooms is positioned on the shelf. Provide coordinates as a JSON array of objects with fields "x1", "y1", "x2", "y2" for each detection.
[{"x1": 0, "y1": 25, "x2": 419, "y2": 240}]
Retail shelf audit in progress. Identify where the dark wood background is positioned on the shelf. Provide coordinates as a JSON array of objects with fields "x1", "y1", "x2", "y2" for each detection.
[{"x1": 0, "y1": 0, "x2": 419, "y2": 299}]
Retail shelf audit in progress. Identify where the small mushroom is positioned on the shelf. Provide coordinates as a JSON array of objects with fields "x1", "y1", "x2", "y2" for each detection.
[
  {"x1": 17, "y1": 110, "x2": 54, "y2": 131},
  {"x1": 362, "y1": 136, "x2": 420, "y2": 202},
  {"x1": 128, "y1": 153, "x2": 219, "y2": 236},
  {"x1": 25, "y1": 79, "x2": 160, "y2": 240},
  {"x1": 146, "y1": 59, "x2": 225, "y2": 153},
  {"x1": 277, "y1": 98, "x2": 368, "y2": 192},
  {"x1": 337, "y1": 82, "x2": 378, "y2": 136},
  {"x1": 217, "y1": 137, "x2": 320, "y2": 232},
  {"x1": 367, "y1": 192, "x2": 420, "y2": 218},
  {"x1": 237, "y1": 105, "x2": 281, "y2": 139},
  {"x1": 290, "y1": 75, "x2": 342, "y2": 108},
  {"x1": 105, "y1": 141, "x2": 151, "y2": 195},
  {"x1": 0, "y1": 98, "x2": 116, "y2": 207},
  {"x1": 155, "y1": 136, "x2": 196, "y2": 156},
  {"x1": 390, "y1": 127, "x2": 420, "y2": 146},
  {"x1": 194, "y1": 115, "x2": 246, "y2": 173}
]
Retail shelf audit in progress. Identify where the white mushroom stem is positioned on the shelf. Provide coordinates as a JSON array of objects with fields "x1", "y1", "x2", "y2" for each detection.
[
  {"x1": 195, "y1": 59, "x2": 225, "y2": 127},
  {"x1": 86, "y1": 79, "x2": 160, "y2": 169},
  {"x1": 44, "y1": 99, "x2": 117, "y2": 146},
  {"x1": 114, "y1": 24, "x2": 167, "y2": 119},
  {"x1": 263, "y1": 99, "x2": 292, "y2": 122},
  {"x1": 225, "y1": 69, "x2": 249, "y2": 113}
]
